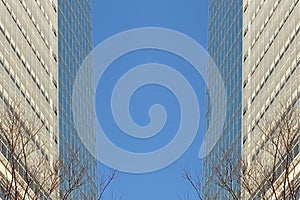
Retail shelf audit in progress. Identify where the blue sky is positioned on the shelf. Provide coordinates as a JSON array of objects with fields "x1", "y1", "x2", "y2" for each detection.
[{"x1": 91, "y1": 1, "x2": 209, "y2": 199}]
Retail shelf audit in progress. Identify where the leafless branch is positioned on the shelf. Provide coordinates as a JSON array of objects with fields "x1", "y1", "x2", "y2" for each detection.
[{"x1": 98, "y1": 169, "x2": 120, "y2": 200}]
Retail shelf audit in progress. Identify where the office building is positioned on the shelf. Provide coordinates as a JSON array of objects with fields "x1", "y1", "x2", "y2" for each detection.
[
  {"x1": 203, "y1": 0, "x2": 243, "y2": 198},
  {"x1": 0, "y1": 0, "x2": 59, "y2": 199},
  {"x1": 242, "y1": 0, "x2": 300, "y2": 198},
  {"x1": 58, "y1": 0, "x2": 98, "y2": 199},
  {"x1": 0, "y1": 0, "x2": 98, "y2": 199},
  {"x1": 204, "y1": 0, "x2": 300, "y2": 199}
]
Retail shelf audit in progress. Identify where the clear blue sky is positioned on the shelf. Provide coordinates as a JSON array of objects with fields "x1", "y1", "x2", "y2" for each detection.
[{"x1": 91, "y1": 1, "x2": 209, "y2": 199}]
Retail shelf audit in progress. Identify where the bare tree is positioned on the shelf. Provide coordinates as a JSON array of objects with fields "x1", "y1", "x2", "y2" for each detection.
[
  {"x1": 241, "y1": 104, "x2": 300, "y2": 199},
  {"x1": 0, "y1": 103, "x2": 122, "y2": 200},
  {"x1": 209, "y1": 150, "x2": 241, "y2": 200},
  {"x1": 0, "y1": 104, "x2": 60, "y2": 200},
  {"x1": 98, "y1": 169, "x2": 121, "y2": 200},
  {"x1": 59, "y1": 147, "x2": 95, "y2": 200},
  {"x1": 181, "y1": 105, "x2": 300, "y2": 200},
  {"x1": 180, "y1": 168, "x2": 202, "y2": 200},
  {"x1": 180, "y1": 151, "x2": 241, "y2": 200}
]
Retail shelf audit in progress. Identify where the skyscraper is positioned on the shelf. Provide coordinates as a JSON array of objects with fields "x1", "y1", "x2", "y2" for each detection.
[
  {"x1": 204, "y1": 0, "x2": 300, "y2": 199},
  {"x1": 0, "y1": 0, "x2": 58, "y2": 199},
  {"x1": 242, "y1": 0, "x2": 300, "y2": 198},
  {"x1": 203, "y1": 0, "x2": 243, "y2": 198},
  {"x1": 58, "y1": 0, "x2": 98, "y2": 199},
  {"x1": 0, "y1": 0, "x2": 97, "y2": 199}
]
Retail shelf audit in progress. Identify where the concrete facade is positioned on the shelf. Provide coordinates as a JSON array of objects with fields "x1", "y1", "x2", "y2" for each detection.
[
  {"x1": 0, "y1": 0, "x2": 59, "y2": 199},
  {"x1": 242, "y1": 0, "x2": 300, "y2": 198}
]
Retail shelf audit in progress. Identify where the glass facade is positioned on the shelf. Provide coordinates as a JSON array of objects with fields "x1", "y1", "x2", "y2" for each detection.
[
  {"x1": 203, "y1": 0, "x2": 243, "y2": 198},
  {"x1": 58, "y1": 0, "x2": 98, "y2": 198}
]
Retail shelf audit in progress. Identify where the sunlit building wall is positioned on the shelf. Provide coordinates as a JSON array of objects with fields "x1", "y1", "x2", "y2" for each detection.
[
  {"x1": 0, "y1": 0, "x2": 59, "y2": 199},
  {"x1": 242, "y1": 0, "x2": 300, "y2": 198}
]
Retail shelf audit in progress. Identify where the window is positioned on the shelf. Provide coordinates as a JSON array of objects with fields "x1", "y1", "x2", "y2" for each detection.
[{"x1": 1, "y1": 144, "x2": 7, "y2": 158}]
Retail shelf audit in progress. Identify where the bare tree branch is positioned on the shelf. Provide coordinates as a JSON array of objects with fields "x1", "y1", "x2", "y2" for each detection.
[
  {"x1": 0, "y1": 104, "x2": 100, "y2": 200},
  {"x1": 180, "y1": 168, "x2": 203, "y2": 200},
  {"x1": 181, "y1": 105, "x2": 300, "y2": 200},
  {"x1": 98, "y1": 169, "x2": 119, "y2": 200}
]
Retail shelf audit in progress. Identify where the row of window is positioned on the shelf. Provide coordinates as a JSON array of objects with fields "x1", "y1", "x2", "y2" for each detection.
[
  {"x1": 244, "y1": 0, "x2": 283, "y2": 48},
  {"x1": 212, "y1": 23, "x2": 242, "y2": 81},
  {"x1": 58, "y1": 0, "x2": 98, "y2": 197},
  {"x1": 59, "y1": 135, "x2": 98, "y2": 194},
  {"x1": 244, "y1": 0, "x2": 268, "y2": 24},
  {"x1": 208, "y1": 2, "x2": 242, "y2": 57},
  {"x1": 3, "y1": 0, "x2": 56, "y2": 54},
  {"x1": 243, "y1": 81, "x2": 300, "y2": 160},
  {"x1": 60, "y1": 0, "x2": 92, "y2": 40},
  {"x1": 244, "y1": 67, "x2": 300, "y2": 144},
  {"x1": 204, "y1": 0, "x2": 243, "y2": 193},
  {"x1": 30, "y1": 0, "x2": 56, "y2": 23},
  {"x1": 1, "y1": 0, "x2": 58, "y2": 81},
  {"x1": 246, "y1": 0, "x2": 299, "y2": 68},
  {"x1": 209, "y1": 0, "x2": 240, "y2": 32},
  {"x1": 22, "y1": 0, "x2": 58, "y2": 40},
  {"x1": 251, "y1": 93, "x2": 300, "y2": 161},
  {"x1": 58, "y1": 11, "x2": 92, "y2": 64},
  {"x1": 243, "y1": 22, "x2": 300, "y2": 118},
  {"x1": 0, "y1": 55, "x2": 57, "y2": 145},
  {"x1": 0, "y1": 116, "x2": 51, "y2": 200},
  {"x1": 0, "y1": 19, "x2": 58, "y2": 118},
  {"x1": 251, "y1": 135, "x2": 300, "y2": 199},
  {"x1": 0, "y1": 88, "x2": 54, "y2": 167},
  {"x1": 203, "y1": 138, "x2": 242, "y2": 197}
]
